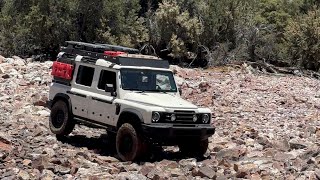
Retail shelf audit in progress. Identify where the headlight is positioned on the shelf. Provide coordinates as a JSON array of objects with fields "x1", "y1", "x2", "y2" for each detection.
[
  {"x1": 171, "y1": 114, "x2": 176, "y2": 122},
  {"x1": 152, "y1": 112, "x2": 161, "y2": 122},
  {"x1": 193, "y1": 115, "x2": 198, "y2": 122},
  {"x1": 202, "y1": 114, "x2": 210, "y2": 124}
]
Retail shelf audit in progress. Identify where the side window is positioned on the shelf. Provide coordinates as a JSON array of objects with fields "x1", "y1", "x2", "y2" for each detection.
[
  {"x1": 76, "y1": 65, "x2": 95, "y2": 87},
  {"x1": 98, "y1": 70, "x2": 116, "y2": 91}
]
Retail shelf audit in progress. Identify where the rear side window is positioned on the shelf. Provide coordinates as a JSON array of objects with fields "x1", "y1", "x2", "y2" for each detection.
[
  {"x1": 76, "y1": 65, "x2": 95, "y2": 87},
  {"x1": 98, "y1": 70, "x2": 116, "y2": 91}
]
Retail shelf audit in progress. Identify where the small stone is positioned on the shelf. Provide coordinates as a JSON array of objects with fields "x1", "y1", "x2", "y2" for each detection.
[
  {"x1": 40, "y1": 170, "x2": 55, "y2": 180},
  {"x1": 273, "y1": 139, "x2": 290, "y2": 152},
  {"x1": 139, "y1": 164, "x2": 155, "y2": 176},
  {"x1": 56, "y1": 165, "x2": 71, "y2": 175},
  {"x1": 32, "y1": 157, "x2": 47, "y2": 171},
  {"x1": 158, "y1": 160, "x2": 179, "y2": 170},
  {"x1": 179, "y1": 158, "x2": 197, "y2": 170},
  {"x1": 2, "y1": 74, "x2": 10, "y2": 79},
  {"x1": 289, "y1": 140, "x2": 308, "y2": 150},
  {"x1": 199, "y1": 81, "x2": 210, "y2": 92},
  {"x1": 96, "y1": 156, "x2": 119, "y2": 163},
  {"x1": 0, "y1": 55, "x2": 5, "y2": 63},
  {"x1": 0, "y1": 134, "x2": 12, "y2": 152},
  {"x1": 37, "y1": 110, "x2": 50, "y2": 117},
  {"x1": 17, "y1": 170, "x2": 30, "y2": 180},
  {"x1": 250, "y1": 174, "x2": 262, "y2": 180},
  {"x1": 34, "y1": 77, "x2": 42, "y2": 82},
  {"x1": 23, "y1": 159, "x2": 32, "y2": 166},
  {"x1": 43, "y1": 148, "x2": 55, "y2": 157},
  {"x1": 147, "y1": 167, "x2": 168, "y2": 179},
  {"x1": 274, "y1": 152, "x2": 295, "y2": 161},
  {"x1": 70, "y1": 166, "x2": 79, "y2": 175},
  {"x1": 197, "y1": 166, "x2": 216, "y2": 179},
  {"x1": 30, "y1": 169, "x2": 41, "y2": 179},
  {"x1": 177, "y1": 175, "x2": 188, "y2": 180},
  {"x1": 0, "y1": 66, "x2": 4, "y2": 74},
  {"x1": 315, "y1": 169, "x2": 320, "y2": 179},
  {"x1": 12, "y1": 56, "x2": 25, "y2": 66},
  {"x1": 170, "y1": 168, "x2": 184, "y2": 177},
  {"x1": 236, "y1": 171, "x2": 248, "y2": 178},
  {"x1": 116, "y1": 172, "x2": 147, "y2": 180},
  {"x1": 234, "y1": 163, "x2": 258, "y2": 174},
  {"x1": 108, "y1": 167, "x2": 120, "y2": 175},
  {"x1": 216, "y1": 148, "x2": 240, "y2": 159}
]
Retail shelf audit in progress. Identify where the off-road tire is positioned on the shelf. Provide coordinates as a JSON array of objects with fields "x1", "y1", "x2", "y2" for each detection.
[
  {"x1": 49, "y1": 100, "x2": 75, "y2": 136},
  {"x1": 179, "y1": 138, "x2": 209, "y2": 157},
  {"x1": 116, "y1": 123, "x2": 144, "y2": 161}
]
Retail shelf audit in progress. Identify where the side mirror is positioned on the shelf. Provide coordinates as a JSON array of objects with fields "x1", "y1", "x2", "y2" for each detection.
[
  {"x1": 178, "y1": 88, "x2": 182, "y2": 95},
  {"x1": 105, "y1": 84, "x2": 117, "y2": 97}
]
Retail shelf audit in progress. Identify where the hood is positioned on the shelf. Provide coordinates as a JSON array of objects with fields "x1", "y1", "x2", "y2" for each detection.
[{"x1": 124, "y1": 92, "x2": 198, "y2": 109}]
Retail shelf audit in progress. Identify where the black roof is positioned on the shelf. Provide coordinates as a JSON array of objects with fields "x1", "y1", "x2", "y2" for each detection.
[{"x1": 60, "y1": 41, "x2": 170, "y2": 69}]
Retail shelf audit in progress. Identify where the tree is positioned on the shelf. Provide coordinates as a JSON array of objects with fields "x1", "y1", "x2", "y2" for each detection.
[
  {"x1": 98, "y1": 0, "x2": 148, "y2": 48},
  {"x1": 0, "y1": 0, "x2": 74, "y2": 57},
  {"x1": 0, "y1": 0, "x2": 32, "y2": 55},
  {"x1": 284, "y1": 8, "x2": 320, "y2": 71},
  {"x1": 152, "y1": 0, "x2": 202, "y2": 60},
  {"x1": 68, "y1": 0, "x2": 104, "y2": 42}
]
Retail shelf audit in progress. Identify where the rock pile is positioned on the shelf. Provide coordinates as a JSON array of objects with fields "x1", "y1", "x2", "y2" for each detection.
[{"x1": 0, "y1": 57, "x2": 319, "y2": 179}]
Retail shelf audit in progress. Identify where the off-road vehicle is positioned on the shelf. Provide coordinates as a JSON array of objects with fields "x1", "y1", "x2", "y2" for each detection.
[{"x1": 48, "y1": 41, "x2": 215, "y2": 161}]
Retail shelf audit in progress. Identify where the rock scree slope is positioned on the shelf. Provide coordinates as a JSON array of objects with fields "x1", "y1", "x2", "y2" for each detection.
[{"x1": 0, "y1": 57, "x2": 320, "y2": 179}]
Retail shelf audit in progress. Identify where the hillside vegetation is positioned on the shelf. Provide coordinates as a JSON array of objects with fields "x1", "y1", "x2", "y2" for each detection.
[{"x1": 0, "y1": 0, "x2": 319, "y2": 70}]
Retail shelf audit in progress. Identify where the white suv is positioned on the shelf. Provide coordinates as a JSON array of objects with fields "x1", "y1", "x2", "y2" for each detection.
[{"x1": 48, "y1": 41, "x2": 215, "y2": 161}]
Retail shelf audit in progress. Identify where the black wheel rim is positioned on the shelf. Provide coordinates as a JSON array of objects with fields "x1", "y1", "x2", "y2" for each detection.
[
  {"x1": 119, "y1": 134, "x2": 133, "y2": 155},
  {"x1": 52, "y1": 110, "x2": 65, "y2": 128}
]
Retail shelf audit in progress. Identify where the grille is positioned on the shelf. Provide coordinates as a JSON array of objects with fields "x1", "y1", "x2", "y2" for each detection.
[{"x1": 163, "y1": 111, "x2": 198, "y2": 124}]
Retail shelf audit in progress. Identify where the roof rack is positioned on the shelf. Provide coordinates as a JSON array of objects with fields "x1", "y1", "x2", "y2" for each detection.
[
  {"x1": 59, "y1": 41, "x2": 170, "y2": 69},
  {"x1": 65, "y1": 41, "x2": 139, "y2": 54}
]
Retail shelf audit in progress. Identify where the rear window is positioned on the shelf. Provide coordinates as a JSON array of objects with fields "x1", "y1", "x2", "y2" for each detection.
[{"x1": 76, "y1": 65, "x2": 95, "y2": 87}]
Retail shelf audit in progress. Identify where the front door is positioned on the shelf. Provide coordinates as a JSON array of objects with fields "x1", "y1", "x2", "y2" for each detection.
[{"x1": 88, "y1": 69, "x2": 118, "y2": 126}]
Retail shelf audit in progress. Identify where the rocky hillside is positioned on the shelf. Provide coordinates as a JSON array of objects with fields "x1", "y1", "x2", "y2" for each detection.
[{"x1": 0, "y1": 56, "x2": 320, "y2": 179}]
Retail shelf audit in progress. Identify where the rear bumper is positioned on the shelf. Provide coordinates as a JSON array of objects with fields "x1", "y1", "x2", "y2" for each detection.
[{"x1": 141, "y1": 124, "x2": 215, "y2": 144}]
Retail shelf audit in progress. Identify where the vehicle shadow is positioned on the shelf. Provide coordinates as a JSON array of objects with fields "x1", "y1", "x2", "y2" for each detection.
[
  {"x1": 56, "y1": 134, "x2": 116, "y2": 157},
  {"x1": 57, "y1": 134, "x2": 210, "y2": 162}
]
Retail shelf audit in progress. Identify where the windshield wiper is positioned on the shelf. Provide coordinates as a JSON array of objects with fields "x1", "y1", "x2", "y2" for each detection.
[
  {"x1": 125, "y1": 88, "x2": 169, "y2": 93},
  {"x1": 148, "y1": 89, "x2": 168, "y2": 93}
]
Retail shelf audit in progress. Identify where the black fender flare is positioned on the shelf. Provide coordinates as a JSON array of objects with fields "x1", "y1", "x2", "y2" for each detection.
[
  {"x1": 117, "y1": 109, "x2": 144, "y2": 129},
  {"x1": 52, "y1": 93, "x2": 72, "y2": 113}
]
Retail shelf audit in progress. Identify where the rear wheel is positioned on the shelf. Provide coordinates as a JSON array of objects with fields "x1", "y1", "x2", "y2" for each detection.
[
  {"x1": 116, "y1": 123, "x2": 144, "y2": 161},
  {"x1": 49, "y1": 100, "x2": 75, "y2": 136},
  {"x1": 179, "y1": 138, "x2": 209, "y2": 157}
]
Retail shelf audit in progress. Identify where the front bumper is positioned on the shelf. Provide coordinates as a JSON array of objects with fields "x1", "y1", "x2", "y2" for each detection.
[{"x1": 141, "y1": 124, "x2": 215, "y2": 144}]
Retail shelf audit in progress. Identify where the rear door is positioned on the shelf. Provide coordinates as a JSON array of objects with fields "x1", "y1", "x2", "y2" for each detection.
[{"x1": 68, "y1": 64, "x2": 95, "y2": 119}]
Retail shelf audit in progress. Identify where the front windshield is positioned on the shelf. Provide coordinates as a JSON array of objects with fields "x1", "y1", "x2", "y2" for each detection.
[{"x1": 121, "y1": 69, "x2": 178, "y2": 92}]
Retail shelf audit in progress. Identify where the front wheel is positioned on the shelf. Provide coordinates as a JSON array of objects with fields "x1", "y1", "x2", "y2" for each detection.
[
  {"x1": 179, "y1": 139, "x2": 209, "y2": 157},
  {"x1": 116, "y1": 123, "x2": 144, "y2": 161},
  {"x1": 49, "y1": 100, "x2": 75, "y2": 136}
]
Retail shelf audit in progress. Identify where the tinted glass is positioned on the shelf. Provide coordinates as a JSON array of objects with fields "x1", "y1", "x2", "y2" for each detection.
[
  {"x1": 76, "y1": 65, "x2": 95, "y2": 87},
  {"x1": 98, "y1": 70, "x2": 116, "y2": 91},
  {"x1": 121, "y1": 69, "x2": 177, "y2": 92}
]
